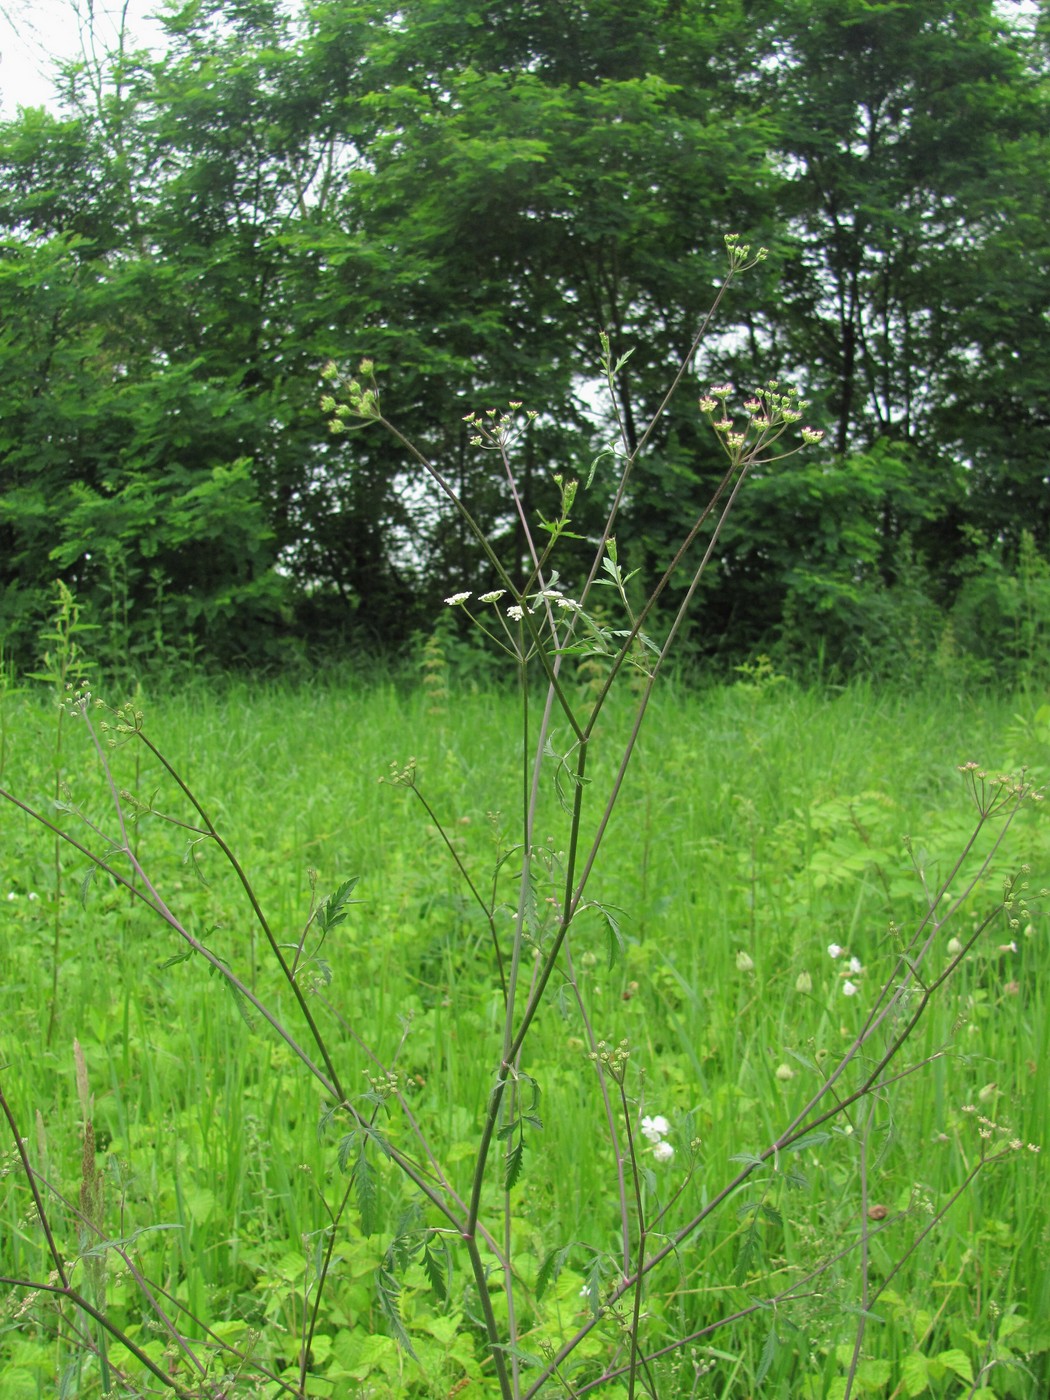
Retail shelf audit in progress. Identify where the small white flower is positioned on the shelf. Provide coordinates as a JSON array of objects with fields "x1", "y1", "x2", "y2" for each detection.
[
  {"x1": 735, "y1": 950, "x2": 754, "y2": 972},
  {"x1": 848, "y1": 956, "x2": 864, "y2": 975},
  {"x1": 27, "y1": 891, "x2": 39, "y2": 901},
  {"x1": 842, "y1": 979, "x2": 858, "y2": 997},
  {"x1": 479, "y1": 590, "x2": 506, "y2": 603},
  {"x1": 5, "y1": 891, "x2": 16, "y2": 901},
  {"x1": 641, "y1": 1114, "x2": 670, "y2": 1143},
  {"x1": 795, "y1": 971, "x2": 813, "y2": 993},
  {"x1": 946, "y1": 936, "x2": 964, "y2": 956},
  {"x1": 444, "y1": 591, "x2": 471, "y2": 606},
  {"x1": 827, "y1": 943, "x2": 845, "y2": 959},
  {"x1": 652, "y1": 1140, "x2": 674, "y2": 1164},
  {"x1": 507, "y1": 604, "x2": 525, "y2": 621}
]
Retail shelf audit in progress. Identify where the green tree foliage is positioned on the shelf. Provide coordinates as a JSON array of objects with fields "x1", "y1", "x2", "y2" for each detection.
[
  {"x1": 0, "y1": 0, "x2": 1046, "y2": 674},
  {"x1": 732, "y1": 0, "x2": 1050, "y2": 615}
]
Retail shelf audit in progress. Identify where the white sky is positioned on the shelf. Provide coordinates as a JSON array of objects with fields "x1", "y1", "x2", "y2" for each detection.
[{"x1": 0, "y1": 0, "x2": 165, "y2": 116}]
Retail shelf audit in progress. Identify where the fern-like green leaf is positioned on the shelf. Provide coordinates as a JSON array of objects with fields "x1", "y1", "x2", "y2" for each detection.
[
  {"x1": 376, "y1": 1267, "x2": 418, "y2": 1359},
  {"x1": 733, "y1": 1227, "x2": 756, "y2": 1286},
  {"x1": 336, "y1": 1131, "x2": 357, "y2": 1174},
  {"x1": 224, "y1": 980, "x2": 257, "y2": 1031},
  {"x1": 422, "y1": 1240, "x2": 447, "y2": 1301},
  {"x1": 505, "y1": 1135, "x2": 525, "y2": 1191},
  {"x1": 357, "y1": 1144, "x2": 379, "y2": 1236},
  {"x1": 315, "y1": 876, "x2": 362, "y2": 935},
  {"x1": 755, "y1": 1326, "x2": 778, "y2": 1386},
  {"x1": 535, "y1": 1247, "x2": 559, "y2": 1302}
]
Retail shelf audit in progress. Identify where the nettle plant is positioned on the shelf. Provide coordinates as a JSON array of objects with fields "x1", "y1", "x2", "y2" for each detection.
[{"x1": 0, "y1": 236, "x2": 1043, "y2": 1399}]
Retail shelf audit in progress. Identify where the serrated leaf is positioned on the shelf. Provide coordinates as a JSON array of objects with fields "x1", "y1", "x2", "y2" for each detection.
[
  {"x1": 729, "y1": 1151, "x2": 765, "y2": 1167},
  {"x1": 519, "y1": 1073, "x2": 542, "y2": 1112},
  {"x1": 553, "y1": 642, "x2": 607, "y2": 657},
  {"x1": 316, "y1": 876, "x2": 362, "y2": 934},
  {"x1": 755, "y1": 1327, "x2": 778, "y2": 1387},
  {"x1": 187, "y1": 844, "x2": 210, "y2": 886},
  {"x1": 78, "y1": 866, "x2": 97, "y2": 906},
  {"x1": 760, "y1": 1203, "x2": 783, "y2": 1226},
  {"x1": 535, "y1": 1247, "x2": 560, "y2": 1302},
  {"x1": 936, "y1": 1348, "x2": 973, "y2": 1383},
  {"x1": 783, "y1": 1131, "x2": 831, "y2": 1154},
  {"x1": 733, "y1": 1229, "x2": 755, "y2": 1286},
  {"x1": 900, "y1": 1353, "x2": 929, "y2": 1397},
  {"x1": 422, "y1": 1241, "x2": 447, "y2": 1301},
  {"x1": 310, "y1": 956, "x2": 334, "y2": 986},
  {"x1": 490, "y1": 1341, "x2": 546, "y2": 1368},
  {"x1": 158, "y1": 947, "x2": 194, "y2": 970},
  {"x1": 224, "y1": 980, "x2": 257, "y2": 1031},
  {"x1": 357, "y1": 1145, "x2": 379, "y2": 1236},
  {"x1": 505, "y1": 1136, "x2": 524, "y2": 1191},
  {"x1": 585, "y1": 448, "x2": 619, "y2": 490},
  {"x1": 336, "y1": 1133, "x2": 357, "y2": 1176},
  {"x1": 79, "y1": 1222, "x2": 183, "y2": 1257},
  {"x1": 375, "y1": 1267, "x2": 418, "y2": 1360},
  {"x1": 591, "y1": 901, "x2": 628, "y2": 970},
  {"x1": 581, "y1": 1259, "x2": 605, "y2": 1315}
]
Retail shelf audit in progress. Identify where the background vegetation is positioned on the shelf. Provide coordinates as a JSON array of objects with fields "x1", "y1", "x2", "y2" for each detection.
[
  {"x1": 1, "y1": 0, "x2": 1049, "y2": 678},
  {"x1": 2, "y1": 670, "x2": 1049, "y2": 1396}
]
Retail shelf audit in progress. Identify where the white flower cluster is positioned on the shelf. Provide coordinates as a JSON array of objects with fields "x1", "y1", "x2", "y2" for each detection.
[
  {"x1": 641, "y1": 1114, "x2": 674, "y2": 1163},
  {"x1": 828, "y1": 943, "x2": 864, "y2": 996},
  {"x1": 444, "y1": 583, "x2": 583, "y2": 623}
]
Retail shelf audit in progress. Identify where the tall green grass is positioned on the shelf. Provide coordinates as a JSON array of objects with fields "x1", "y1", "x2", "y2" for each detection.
[{"x1": 2, "y1": 673, "x2": 1048, "y2": 1398}]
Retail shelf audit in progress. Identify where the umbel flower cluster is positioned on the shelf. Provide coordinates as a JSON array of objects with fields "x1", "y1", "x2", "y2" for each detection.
[{"x1": 698, "y1": 380, "x2": 823, "y2": 462}]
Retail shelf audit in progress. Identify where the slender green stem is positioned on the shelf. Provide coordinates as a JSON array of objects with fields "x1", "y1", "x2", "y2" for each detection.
[
  {"x1": 132, "y1": 727, "x2": 349, "y2": 1102},
  {"x1": 619, "y1": 1087, "x2": 645, "y2": 1400},
  {"x1": 464, "y1": 1233, "x2": 515, "y2": 1400},
  {"x1": 404, "y1": 778, "x2": 507, "y2": 1003}
]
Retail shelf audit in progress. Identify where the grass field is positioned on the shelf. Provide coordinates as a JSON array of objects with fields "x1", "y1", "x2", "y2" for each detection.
[{"x1": 1, "y1": 670, "x2": 1048, "y2": 1399}]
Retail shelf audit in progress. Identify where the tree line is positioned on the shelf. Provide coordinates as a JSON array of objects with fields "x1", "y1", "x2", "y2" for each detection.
[{"x1": 1, "y1": 0, "x2": 1048, "y2": 679}]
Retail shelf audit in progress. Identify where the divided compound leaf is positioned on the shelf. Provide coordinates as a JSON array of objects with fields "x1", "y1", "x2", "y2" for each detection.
[{"x1": 315, "y1": 876, "x2": 362, "y2": 936}]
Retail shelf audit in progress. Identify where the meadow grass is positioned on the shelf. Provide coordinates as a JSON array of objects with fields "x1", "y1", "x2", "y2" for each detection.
[{"x1": 1, "y1": 671, "x2": 1048, "y2": 1398}]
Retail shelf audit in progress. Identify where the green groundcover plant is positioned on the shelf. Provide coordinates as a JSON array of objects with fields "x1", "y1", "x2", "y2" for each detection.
[{"x1": 1, "y1": 237, "x2": 1047, "y2": 1398}]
